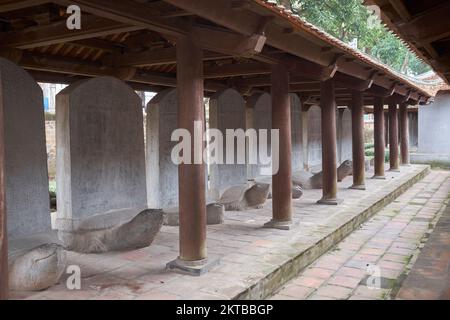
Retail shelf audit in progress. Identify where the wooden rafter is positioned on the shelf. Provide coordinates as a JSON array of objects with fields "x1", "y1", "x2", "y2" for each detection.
[
  {"x1": 0, "y1": 0, "x2": 49, "y2": 12},
  {"x1": 0, "y1": 16, "x2": 142, "y2": 49}
]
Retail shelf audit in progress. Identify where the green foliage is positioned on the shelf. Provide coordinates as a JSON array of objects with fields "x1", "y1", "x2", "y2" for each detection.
[
  {"x1": 279, "y1": 0, "x2": 430, "y2": 75},
  {"x1": 365, "y1": 143, "x2": 374, "y2": 150},
  {"x1": 365, "y1": 148, "x2": 390, "y2": 162},
  {"x1": 365, "y1": 149, "x2": 374, "y2": 157}
]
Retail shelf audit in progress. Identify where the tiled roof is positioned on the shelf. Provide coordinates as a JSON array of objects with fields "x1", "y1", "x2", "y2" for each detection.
[{"x1": 252, "y1": 0, "x2": 437, "y2": 97}]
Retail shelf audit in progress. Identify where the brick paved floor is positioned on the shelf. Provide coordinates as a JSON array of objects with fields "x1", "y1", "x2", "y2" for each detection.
[
  {"x1": 10, "y1": 165, "x2": 433, "y2": 300},
  {"x1": 272, "y1": 170, "x2": 450, "y2": 300},
  {"x1": 396, "y1": 194, "x2": 450, "y2": 300}
]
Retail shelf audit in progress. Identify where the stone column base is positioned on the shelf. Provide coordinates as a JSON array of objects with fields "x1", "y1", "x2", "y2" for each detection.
[
  {"x1": 349, "y1": 184, "x2": 366, "y2": 190},
  {"x1": 317, "y1": 197, "x2": 343, "y2": 205},
  {"x1": 166, "y1": 257, "x2": 220, "y2": 276},
  {"x1": 263, "y1": 219, "x2": 293, "y2": 230},
  {"x1": 388, "y1": 168, "x2": 401, "y2": 172},
  {"x1": 372, "y1": 175, "x2": 386, "y2": 180}
]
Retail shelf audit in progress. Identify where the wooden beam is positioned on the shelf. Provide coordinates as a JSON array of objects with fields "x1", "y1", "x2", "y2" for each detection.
[
  {"x1": 0, "y1": 0, "x2": 48, "y2": 12},
  {"x1": 108, "y1": 47, "x2": 229, "y2": 67},
  {"x1": 388, "y1": 0, "x2": 412, "y2": 22},
  {"x1": 190, "y1": 26, "x2": 266, "y2": 57},
  {"x1": 163, "y1": 0, "x2": 429, "y2": 98},
  {"x1": 0, "y1": 16, "x2": 142, "y2": 49},
  {"x1": 53, "y1": 0, "x2": 189, "y2": 37},
  {"x1": 50, "y1": 0, "x2": 266, "y2": 57},
  {"x1": 17, "y1": 51, "x2": 225, "y2": 92},
  {"x1": 368, "y1": 84, "x2": 397, "y2": 97},
  {"x1": 397, "y1": 1, "x2": 450, "y2": 43},
  {"x1": 204, "y1": 62, "x2": 271, "y2": 79},
  {"x1": 70, "y1": 38, "x2": 125, "y2": 53},
  {"x1": 333, "y1": 72, "x2": 373, "y2": 91}
]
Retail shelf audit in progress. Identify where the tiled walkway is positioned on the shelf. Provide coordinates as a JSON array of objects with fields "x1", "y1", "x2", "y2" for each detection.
[
  {"x1": 397, "y1": 197, "x2": 450, "y2": 299},
  {"x1": 272, "y1": 170, "x2": 450, "y2": 300},
  {"x1": 12, "y1": 165, "x2": 430, "y2": 300}
]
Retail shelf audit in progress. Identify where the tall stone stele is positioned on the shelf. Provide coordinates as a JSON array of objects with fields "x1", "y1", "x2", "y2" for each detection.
[
  {"x1": 146, "y1": 88, "x2": 179, "y2": 209},
  {"x1": 55, "y1": 76, "x2": 163, "y2": 253},
  {"x1": 1, "y1": 57, "x2": 66, "y2": 291},
  {"x1": 209, "y1": 88, "x2": 248, "y2": 200}
]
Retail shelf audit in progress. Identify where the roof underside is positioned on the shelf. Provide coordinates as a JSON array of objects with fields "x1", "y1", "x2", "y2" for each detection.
[
  {"x1": 365, "y1": 0, "x2": 450, "y2": 85},
  {"x1": 0, "y1": 0, "x2": 434, "y2": 106}
]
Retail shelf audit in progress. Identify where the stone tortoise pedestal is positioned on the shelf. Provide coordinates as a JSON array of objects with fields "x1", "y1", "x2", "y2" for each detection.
[
  {"x1": 1, "y1": 57, "x2": 66, "y2": 291},
  {"x1": 56, "y1": 208, "x2": 163, "y2": 253},
  {"x1": 55, "y1": 77, "x2": 163, "y2": 253}
]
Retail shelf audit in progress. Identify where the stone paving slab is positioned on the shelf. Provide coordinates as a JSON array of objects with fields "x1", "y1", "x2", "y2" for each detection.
[
  {"x1": 272, "y1": 170, "x2": 449, "y2": 300},
  {"x1": 13, "y1": 165, "x2": 430, "y2": 300},
  {"x1": 396, "y1": 192, "x2": 450, "y2": 300}
]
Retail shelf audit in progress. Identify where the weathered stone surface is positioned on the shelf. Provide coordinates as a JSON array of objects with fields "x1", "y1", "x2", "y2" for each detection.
[
  {"x1": 337, "y1": 108, "x2": 352, "y2": 165},
  {"x1": 56, "y1": 77, "x2": 147, "y2": 222},
  {"x1": 58, "y1": 209, "x2": 163, "y2": 253},
  {"x1": 1, "y1": 58, "x2": 65, "y2": 291},
  {"x1": 146, "y1": 89, "x2": 179, "y2": 208},
  {"x1": 291, "y1": 185, "x2": 304, "y2": 199},
  {"x1": 365, "y1": 159, "x2": 371, "y2": 172},
  {"x1": 308, "y1": 171, "x2": 323, "y2": 189},
  {"x1": 418, "y1": 90, "x2": 450, "y2": 159},
  {"x1": 306, "y1": 105, "x2": 322, "y2": 170},
  {"x1": 209, "y1": 88, "x2": 247, "y2": 200},
  {"x1": 219, "y1": 182, "x2": 270, "y2": 211},
  {"x1": 0, "y1": 57, "x2": 50, "y2": 240},
  {"x1": 344, "y1": 159, "x2": 371, "y2": 178},
  {"x1": 163, "y1": 203, "x2": 224, "y2": 226},
  {"x1": 257, "y1": 176, "x2": 304, "y2": 199},
  {"x1": 337, "y1": 160, "x2": 353, "y2": 182},
  {"x1": 55, "y1": 77, "x2": 152, "y2": 252},
  {"x1": 9, "y1": 238, "x2": 66, "y2": 291},
  {"x1": 246, "y1": 92, "x2": 272, "y2": 179},
  {"x1": 292, "y1": 160, "x2": 354, "y2": 189},
  {"x1": 291, "y1": 94, "x2": 304, "y2": 172},
  {"x1": 292, "y1": 171, "x2": 314, "y2": 189}
]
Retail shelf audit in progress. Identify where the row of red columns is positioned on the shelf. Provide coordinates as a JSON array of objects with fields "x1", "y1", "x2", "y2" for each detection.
[
  {"x1": 0, "y1": 39, "x2": 414, "y2": 296},
  {"x1": 173, "y1": 37, "x2": 412, "y2": 271}
]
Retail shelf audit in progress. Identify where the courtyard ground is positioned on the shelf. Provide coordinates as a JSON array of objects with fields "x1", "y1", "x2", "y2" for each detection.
[
  {"x1": 10, "y1": 165, "x2": 438, "y2": 300},
  {"x1": 271, "y1": 170, "x2": 449, "y2": 300}
]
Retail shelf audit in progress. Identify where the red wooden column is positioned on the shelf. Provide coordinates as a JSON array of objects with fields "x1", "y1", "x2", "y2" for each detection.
[
  {"x1": 384, "y1": 112, "x2": 389, "y2": 148},
  {"x1": 388, "y1": 103, "x2": 400, "y2": 172},
  {"x1": 167, "y1": 36, "x2": 216, "y2": 275},
  {"x1": 399, "y1": 103, "x2": 410, "y2": 166},
  {"x1": 318, "y1": 80, "x2": 341, "y2": 205},
  {"x1": 264, "y1": 63, "x2": 292, "y2": 230},
  {"x1": 373, "y1": 97, "x2": 386, "y2": 179},
  {"x1": 350, "y1": 90, "x2": 366, "y2": 190},
  {"x1": 0, "y1": 89, "x2": 7, "y2": 299}
]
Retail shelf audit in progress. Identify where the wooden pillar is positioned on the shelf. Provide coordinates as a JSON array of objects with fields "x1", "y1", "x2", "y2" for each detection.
[
  {"x1": 350, "y1": 90, "x2": 366, "y2": 190},
  {"x1": 373, "y1": 97, "x2": 386, "y2": 179},
  {"x1": 264, "y1": 63, "x2": 292, "y2": 229},
  {"x1": 318, "y1": 80, "x2": 341, "y2": 205},
  {"x1": 388, "y1": 103, "x2": 400, "y2": 171},
  {"x1": 384, "y1": 112, "x2": 389, "y2": 148},
  {"x1": 400, "y1": 103, "x2": 410, "y2": 165},
  {"x1": 174, "y1": 36, "x2": 207, "y2": 263},
  {"x1": 0, "y1": 90, "x2": 7, "y2": 299}
]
